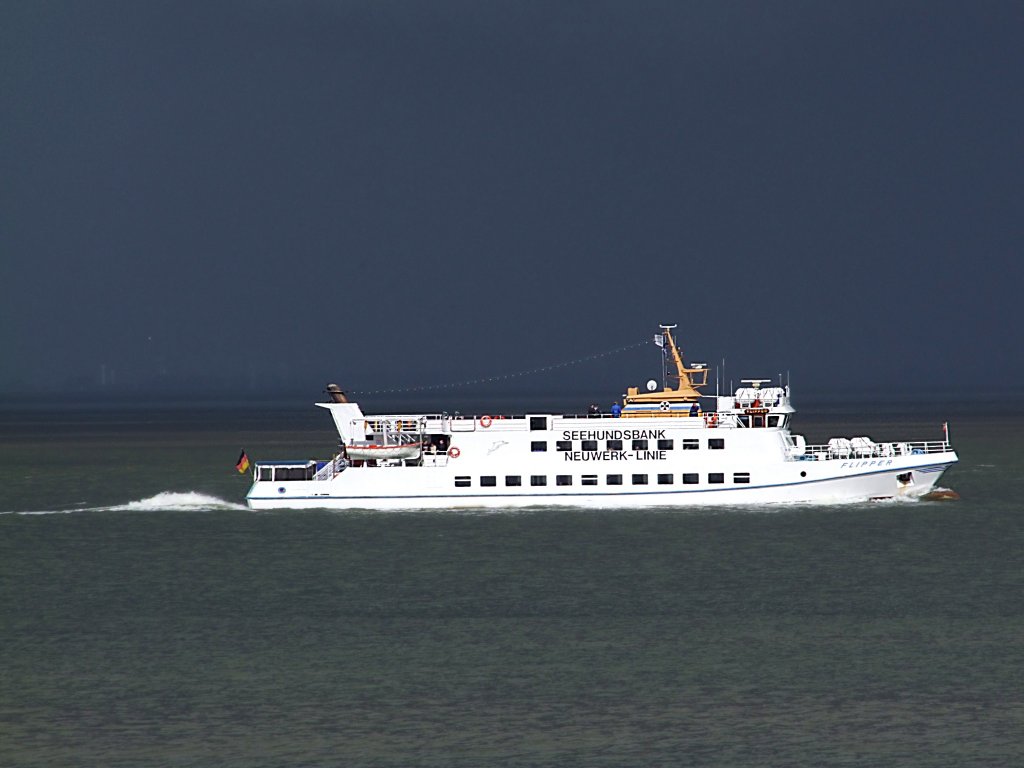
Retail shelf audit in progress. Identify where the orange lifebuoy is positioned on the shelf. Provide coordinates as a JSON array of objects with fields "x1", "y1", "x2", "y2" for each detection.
[
  {"x1": 706, "y1": 413, "x2": 719, "y2": 428},
  {"x1": 449, "y1": 446, "x2": 461, "y2": 459},
  {"x1": 480, "y1": 415, "x2": 493, "y2": 428}
]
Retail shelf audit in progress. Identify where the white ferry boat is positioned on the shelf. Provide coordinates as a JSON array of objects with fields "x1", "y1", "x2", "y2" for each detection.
[{"x1": 246, "y1": 327, "x2": 957, "y2": 509}]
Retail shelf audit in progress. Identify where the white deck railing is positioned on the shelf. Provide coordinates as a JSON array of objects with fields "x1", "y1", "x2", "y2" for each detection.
[
  {"x1": 788, "y1": 440, "x2": 952, "y2": 461},
  {"x1": 313, "y1": 456, "x2": 348, "y2": 481}
]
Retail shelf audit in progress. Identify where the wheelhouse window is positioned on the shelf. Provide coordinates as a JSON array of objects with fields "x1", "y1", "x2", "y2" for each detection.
[
  {"x1": 657, "y1": 474, "x2": 674, "y2": 485},
  {"x1": 708, "y1": 472, "x2": 725, "y2": 484},
  {"x1": 606, "y1": 474, "x2": 623, "y2": 485},
  {"x1": 531, "y1": 441, "x2": 547, "y2": 452},
  {"x1": 455, "y1": 476, "x2": 471, "y2": 488},
  {"x1": 632, "y1": 439, "x2": 648, "y2": 451},
  {"x1": 682, "y1": 473, "x2": 699, "y2": 484},
  {"x1": 505, "y1": 475, "x2": 521, "y2": 486},
  {"x1": 480, "y1": 476, "x2": 497, "y2": 487},
  {"x1": 274, "y1": 466, "x2": 314, "y2": 480},
  {"x1": 709, "y1": 438, "x2": 725, "y2": 450},
  {"x1": 631, "y1": 474, "x2": 648, "y2": 485},
  {"x1": 556, "y1": 475, "x2": 572, "y2": 486},
  {"x1": 657, "y1": 439, "x2": 674, "y2": 451},
  {"x1": 530, "y1": 475, "x2": 547, "y2": 486}
]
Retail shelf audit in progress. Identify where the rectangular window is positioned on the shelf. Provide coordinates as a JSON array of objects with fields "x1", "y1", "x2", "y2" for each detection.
[
  {"x1": 480, "y1": 476, "x2": 497, "y2": 487},
  {"x1": 607, "y1": 439, "x2": 623, "y2": 451},
  {"x1": 682, "y1": 439, "x2": 699, "y2": 450},
  {"x1": 529, "y1": 416, "x2": 547, "y2": 431},
  {"x1": 708, "y1": 472, "x2": 725, "y2": 484},
  {"x1": 455, "y1": 476, "x2": 471, "y2": 488},
  {"x1": 581, "y1": 440, "x2": 598, "y2": 451},
  {"x1": 505, "y1": 475, "x2": 521, "y2": 486},
  {"x1": 531, "y1": 441, "x2": 547, "y2": 452},
  {"x1": 530, "y1": 475, "x2": 547, "y2": 487},
  {"x1": 709, "y1": 438, "x2": 725, "y2": 450},
  {"x1": 632, "y1": 439, "x2": 648, "y2": 451},
  {"x1": 657, "y1": 474, "x2": 674, "y2": 485},
  {"x1": 556, "y1": 440, "x2": 572, "y2": 452},
  {"x1": 582, "y1": 475, "x2": 598, "y2": 486},
  {"x1": 734, "y1": 472, "x2": 751, "y2": 484},
  {"x1": 682, "y1": 473, "x2": 699, "y2": 484},
  {"x1": 632, "y1": 474, "x2": 648, "y2": 485},
  {"x1": 276, "y1": 467, "x2": 311, "y2": 481},
  {"x1": 607, "y1": 474, "x2": 623, "y2": 485},
  {"x1": 556, "y1": 475, "x2": 572, "y2": 486},
  {"x1": 657, "y1": 439, "x2": 674, "y2": 450},
  {"x1": 258, "y1": 467, "x2": 273, "y2": 481}
]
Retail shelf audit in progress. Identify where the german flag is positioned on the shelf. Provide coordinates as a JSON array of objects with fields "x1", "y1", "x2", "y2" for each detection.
[{"x1": 235, "y1": 450, "x2": 250, "y2": 474}]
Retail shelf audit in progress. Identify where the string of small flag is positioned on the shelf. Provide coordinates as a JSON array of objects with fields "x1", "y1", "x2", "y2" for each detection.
[
  {"x1": 348, "y1": 338, "x2": 650, "y2": 396},
  {"x1": 235, "y1": 337, "x2": 652, "y2": 472}
]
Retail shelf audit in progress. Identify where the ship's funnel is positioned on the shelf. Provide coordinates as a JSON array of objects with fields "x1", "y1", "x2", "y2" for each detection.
[{"x1": 325, "y1": 383, "x2": 349, "y2": 403}]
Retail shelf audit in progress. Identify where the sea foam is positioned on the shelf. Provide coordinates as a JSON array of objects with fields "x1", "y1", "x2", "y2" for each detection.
[
  {"x1": 104, "y1": 491, "x2": 248, "y2": 512},
  {"x1": 3, "y1": 491, "x2": 249, "y2": 515}
]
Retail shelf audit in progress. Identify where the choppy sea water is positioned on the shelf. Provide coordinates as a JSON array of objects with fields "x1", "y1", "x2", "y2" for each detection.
[{"x1": 1, "y1": 398, "x2": 1022, "y2": 766}]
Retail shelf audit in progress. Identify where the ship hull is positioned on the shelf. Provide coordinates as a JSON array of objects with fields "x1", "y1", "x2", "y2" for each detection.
[{"x1": 246, "y1": 452, "x2": 957, "y2": 510}]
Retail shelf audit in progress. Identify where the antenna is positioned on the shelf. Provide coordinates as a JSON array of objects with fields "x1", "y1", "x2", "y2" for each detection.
[{"x1": 661, "y1": 343, "x2": 668, "y2": 391}]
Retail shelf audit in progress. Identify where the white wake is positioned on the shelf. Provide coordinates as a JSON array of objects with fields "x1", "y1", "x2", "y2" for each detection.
[
  {"x1": 4, "y1": 491, "x2": 248, "y2": 515},
  {"x1": 104, "y1": 491, "x2": 248, "y2": 512}
]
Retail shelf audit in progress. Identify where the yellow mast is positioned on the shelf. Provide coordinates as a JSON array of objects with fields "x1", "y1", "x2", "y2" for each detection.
[{"x1": 623, "y1": 325, "x2": 707, "y2": 407}]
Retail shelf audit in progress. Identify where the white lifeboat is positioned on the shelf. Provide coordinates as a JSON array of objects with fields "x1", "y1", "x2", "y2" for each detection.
[{"x1": 345, "y1": 441, "x2": 423, "y2": 461}]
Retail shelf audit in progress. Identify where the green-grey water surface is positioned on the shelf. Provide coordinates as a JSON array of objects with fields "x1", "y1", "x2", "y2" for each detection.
[{"x1": 1, "y1": 401, "x2": 1022, "y2": 766}]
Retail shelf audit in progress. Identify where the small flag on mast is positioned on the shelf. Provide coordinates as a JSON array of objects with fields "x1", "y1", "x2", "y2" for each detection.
[
  {"x1": 653, "y1": 334, "x2": 665, "y2": 348},
  {"x1": 235, "y1": 450, "x2": 250, "y2": 474}
]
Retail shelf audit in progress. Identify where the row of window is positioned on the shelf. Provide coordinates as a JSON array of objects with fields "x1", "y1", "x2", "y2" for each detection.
[
  {"x1": 454, "y1": 472, "x2": 751, "y2": 488},
  {"x1": 258, "y1": 466, "x2": 313, "y2": 481},
  {"x1": 532, "y1": 438, "x2": 725, "y2": 452}
]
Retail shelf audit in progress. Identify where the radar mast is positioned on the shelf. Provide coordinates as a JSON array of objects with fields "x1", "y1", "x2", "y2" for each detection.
[{"x1": 623, "y1": 325, "x2": 708, "y2": 407}]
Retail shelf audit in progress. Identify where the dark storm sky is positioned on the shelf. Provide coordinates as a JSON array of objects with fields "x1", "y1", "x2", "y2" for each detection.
[{"x1": 3, "y1": 1, "x2": 1021, "y2": 399}]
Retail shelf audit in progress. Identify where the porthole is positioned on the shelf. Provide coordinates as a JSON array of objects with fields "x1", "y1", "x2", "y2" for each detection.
[{"x1": 800, "y1": 471, "x2": 806, "y2": 478}]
